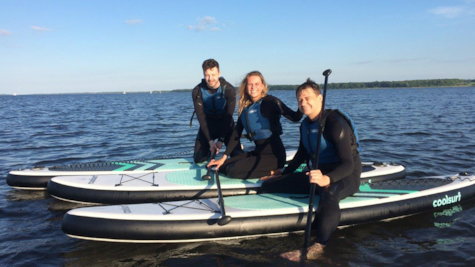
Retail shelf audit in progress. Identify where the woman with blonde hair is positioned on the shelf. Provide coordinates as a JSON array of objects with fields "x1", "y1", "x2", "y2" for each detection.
[{"x1": 208, "y1": 71, "x2": 302, "y2": 178}]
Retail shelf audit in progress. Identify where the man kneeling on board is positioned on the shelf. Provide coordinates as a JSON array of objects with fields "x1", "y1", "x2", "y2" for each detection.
[{"x1": 259, "y1": 78, "x2": 362, "y2": 261}]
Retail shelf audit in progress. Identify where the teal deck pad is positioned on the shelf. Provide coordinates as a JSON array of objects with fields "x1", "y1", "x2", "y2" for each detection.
[
  {"x1": 111, "y1": 162, "x2": 137, "y2": 172},
  {"x1": 106, "y1": 158, "x2": 205, "y2": 171},
  {"x1": 340, "y1": 196, "x2": 381, "y2": 203},
  {"x1": 166, "y1": 169, "x2": 262, "y2": 186},
  {"x1": 224, "y1": 193, "x2": 318, "y2": 210},
  {"x1": 224, "y1": 193, "x2": 381, "y2": 210},
  {"x1": 359, "y1": 183, "x2": 418, "y2": 194},
  {"x1": 147, "y1": 159, "x2": 206, "y2": 170}
]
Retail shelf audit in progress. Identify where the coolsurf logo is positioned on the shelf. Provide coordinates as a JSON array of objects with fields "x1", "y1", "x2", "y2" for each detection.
[
  {"x1": 249, "y1": 109, "x2": 257, "y2": 114},
  {"x1": 433, "y1": 192, "x2": 461, "y2": 208},
  {"x1": 311, "y1": 129, "x2": 318, "y2": 133}
]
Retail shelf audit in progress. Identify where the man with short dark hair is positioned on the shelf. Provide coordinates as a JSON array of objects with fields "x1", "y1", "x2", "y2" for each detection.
[
  {"x1": 191, "y1": 59, "x2": 243, "y2": 163},
  {"x1": 260, "y1": 78, "x2": 362, "y2": 261}
]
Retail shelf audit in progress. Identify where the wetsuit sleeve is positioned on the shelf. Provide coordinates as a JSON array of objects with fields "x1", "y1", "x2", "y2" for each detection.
[
  {"x1": 217, "y1": 82, "x2": 236, "y2": 141},
  {"x1": 192, "y1": 85, "x2": 211, "y2": 142},
  {"x1": 323, "y1": 116, "x2": 355, "y2": 183},
  {"x1": 270, "y1": 95, "x2": 302, "y2": 122},
  {"x1": 224, "y1": 115, "x2": 244, "y2": 155},
  {"x1": 224, "y1": 82, "x2": 236, "y2": 119},
  {"x1": 282, "y1": 136, "x2": 308, "y2": 175},
  {"x1": 260, "y1": 95, "x2": 302, "y2": 136}
]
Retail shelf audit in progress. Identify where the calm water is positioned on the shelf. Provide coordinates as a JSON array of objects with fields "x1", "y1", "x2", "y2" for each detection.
[{"x1": 1, "y1": 88, "x2": 475, "y2": 266}]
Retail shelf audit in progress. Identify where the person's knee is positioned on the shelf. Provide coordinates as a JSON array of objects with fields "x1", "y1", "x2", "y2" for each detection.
[{"x1": 193, "y1": 150, "x2": 209, "y2": 163}]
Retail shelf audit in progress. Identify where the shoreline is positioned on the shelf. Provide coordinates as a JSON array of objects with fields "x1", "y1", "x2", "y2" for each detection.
[{"x1": 2, "y1": 84, "x2": 474, "y2": 96}]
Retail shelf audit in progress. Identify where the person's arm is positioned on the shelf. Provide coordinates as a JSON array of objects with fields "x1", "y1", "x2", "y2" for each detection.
[
  {"x1": 271, "y1": 95, "x2": 303, "y2": 122},
  {"x1": 192, "y1": 85, "x2": 211, "y2": 142},
  {"x1": 322, "y1": 115, "x2": 355, "y2": 183},
  {"x1": 223, "y1": 116, "x2": 244, "y2": 156},
  {"x1": 259, "y1": 96, "x2": 302, "y2": 136},
  {"x1": 208, "y1": 117, "x2": 244, "y2": 169},
  {"x1": 223, "y1": 80, "x2": 236, "y2": 119},
  {"x1": 217, "y1": 80, "x2": 237, "y2": 141}
]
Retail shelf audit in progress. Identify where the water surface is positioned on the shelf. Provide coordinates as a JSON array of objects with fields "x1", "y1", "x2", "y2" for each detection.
[{"x1": 1, "y1": 87, "x2": 474, "y2": 266}]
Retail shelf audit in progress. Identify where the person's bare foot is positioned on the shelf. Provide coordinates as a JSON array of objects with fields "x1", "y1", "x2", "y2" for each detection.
[
  {"x1": 280, "y1": 249, "x2": 303, "y2": 262},
  {"x1": 280, "y1": 243, "x2": 325, "y2": 262},
  {"x1": 306, "y1": 242, "x2": 325, "y2": 260}
]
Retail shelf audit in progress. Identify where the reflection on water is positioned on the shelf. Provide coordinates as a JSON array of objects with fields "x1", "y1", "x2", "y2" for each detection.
[{"x1": 5, "y1": 189, "x2": 49, "y2": 202}]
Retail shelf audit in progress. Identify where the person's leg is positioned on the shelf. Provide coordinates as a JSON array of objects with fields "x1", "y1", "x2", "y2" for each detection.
[
  {"x1": 222, "y1": 120, "x2": 244, "y2": 157},
  {"x1": 314, "y1": 157, "x2": 361, "y2": 245},
  {"x1": 193, "y1": 129, "x2": 210, "y2": 163},
  {"x1": 259, "y1": 172, "x2": 309, "y2": 194},
  {"x1": 218, "y1": 150, "x2": 277, "y2": 179}
]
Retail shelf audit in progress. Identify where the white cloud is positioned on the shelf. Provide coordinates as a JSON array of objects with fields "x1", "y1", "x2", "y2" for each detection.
[
  {"x1": 201, "y1": 16, "x2": 216, "y2": 25},
  {"x1": 126, "y1": 19, "x2": 143, "y2": 25},
  {"x1": 31, "y1": 26, "x2": 52, "y2": 31},
  {"x1": 429, "y1": 6, "x2": 466, "y2": 18},
  {"x1": 187, "y1": 16, "x2": 220, "y2": 32},
  {"x1": 0, "y1": 29, "x2": 12, "y2": 36}
]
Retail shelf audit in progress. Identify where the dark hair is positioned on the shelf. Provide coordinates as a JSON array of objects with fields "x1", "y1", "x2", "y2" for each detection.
[
  {"x1": 296, "y1": 78, "x2": 320, "y2": 97},
  {"x1": 202, "y1": 59, "x2": 220, "y2": 72}
]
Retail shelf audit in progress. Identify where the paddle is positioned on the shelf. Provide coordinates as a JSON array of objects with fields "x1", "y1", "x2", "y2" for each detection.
[
  {"x1": 202, "y1": 150, "x2": 216, "y2": 180},
  {"x1": 215, "y1": 169, "x2": 232, "y2": 225},
  {"x1": 303, "y1": 69, "x2": 332, "y2": 250}
]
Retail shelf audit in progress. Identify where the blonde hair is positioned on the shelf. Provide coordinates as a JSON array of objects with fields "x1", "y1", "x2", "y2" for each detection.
[{"x1": 238, "y1": 71, "x2": 269, "y2": 115}]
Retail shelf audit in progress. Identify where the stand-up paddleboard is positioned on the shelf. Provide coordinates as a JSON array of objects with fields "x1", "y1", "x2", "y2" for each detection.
[
  {"x1": 62, "y1": 173, "x2": 475, "y2": 243},
  {"x1": 48, "y1": 162, "x2": 406, "y2": 204},
  {"x1": 6, "y1": 156, "x2": 205, "y2": 190},
  {"x1": 7, "y1": 151, "x2": 294, "y2": 190}
]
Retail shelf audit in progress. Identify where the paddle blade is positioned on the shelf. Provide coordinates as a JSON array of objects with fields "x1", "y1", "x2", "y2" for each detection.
[
  {"x1": 202, "y1": 173, "x2": 212, "y2": 180},
  {"x1": 218, "y1": 216, "x2": 232, "y2": 226}
]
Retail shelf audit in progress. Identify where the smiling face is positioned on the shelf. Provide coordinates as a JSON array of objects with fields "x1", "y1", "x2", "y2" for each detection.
[
  {"x1": 246, "y1": 75, "x2": 265, "y2": 102},
  {"x1": 297, "y1": 87, "x2": 323, "y2": 121},
  {"x1": 204, "y1": 67, "x2": 221, "y2": 89}
]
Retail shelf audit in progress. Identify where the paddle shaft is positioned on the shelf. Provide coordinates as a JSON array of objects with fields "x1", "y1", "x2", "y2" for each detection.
[
  {"x1": 303, "y1": 69, "x2": 332, "y2": 250},
  {"x1": 202, "y1": 151, "x2": 217, "y2": 180},
  {"x1": 215, "y1": 169, "x2": 231, "y2": 225}
]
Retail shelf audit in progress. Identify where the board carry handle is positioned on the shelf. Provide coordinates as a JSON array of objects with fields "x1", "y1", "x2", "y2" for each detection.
[
  {"x1": 215, "y1": 169, "x2": 231, "y2": 225},
  {"x1": 303, "y1": 69, "x2": 332, "y2": 251}
]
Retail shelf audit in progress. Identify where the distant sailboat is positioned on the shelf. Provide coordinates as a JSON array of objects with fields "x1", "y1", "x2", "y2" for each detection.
[
  {"x1": 150, "y1": 91, "x2": 152, "y2": 94},
  {"x1": 123, "y1": 91, "x2": 126, "y2": 95},
  {"x1": 13, "y1": 93, "x2": 17, "y2": 96}
]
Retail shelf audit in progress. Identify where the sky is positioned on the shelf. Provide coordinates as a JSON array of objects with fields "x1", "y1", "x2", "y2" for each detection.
[{"x1": 1, "y1": 0, "x2": 474, "y2": 95}]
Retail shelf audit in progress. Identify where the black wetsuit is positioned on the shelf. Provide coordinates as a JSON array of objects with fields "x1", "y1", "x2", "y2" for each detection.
[
  {"x1": 260, "y1": 111, "x2": 362, "y2": 245},
  {"x1": 192, "y1": 77, "x2": 243, "y2": 163},
  {"x1": 221, "y1": 95, "x2": 302, "y2": 179}
]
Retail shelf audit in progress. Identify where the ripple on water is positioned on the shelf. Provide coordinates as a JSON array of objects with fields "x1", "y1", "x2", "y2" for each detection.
[{"x1": 0, "y1": 88, "x2": 474, "y2": 266}]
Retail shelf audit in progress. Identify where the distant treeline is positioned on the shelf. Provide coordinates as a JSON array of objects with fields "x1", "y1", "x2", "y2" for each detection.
[
  {"x1": 324, "y1": 79, "x2": 475, "y2": 89},
  {"x1": 171, "y1": 79, "x2": 474, "y2": 92},
  {"x1": 4, "y1": 79, "x2": 473, "y2": 96},
  {"x1": 269, "y1": 79, "x2": 475, "y2": 91}
]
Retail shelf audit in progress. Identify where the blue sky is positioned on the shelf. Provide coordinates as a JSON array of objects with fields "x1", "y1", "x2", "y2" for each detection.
[{"x1": 1, "y1": 0, "x2": 474, "y2": 94}]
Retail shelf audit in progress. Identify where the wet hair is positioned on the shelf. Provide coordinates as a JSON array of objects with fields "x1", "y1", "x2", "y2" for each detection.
[
  {"x1": 202, "y1": 59, "x2": 220, "y2": 72},
  {"x1": 296, "y1": 78, "x2": 320, "y2": 97},
  {"x1": 238, "y1": 71, "x2": 269, "y2": 115}
]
